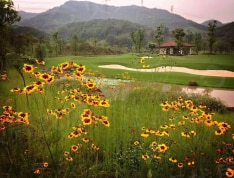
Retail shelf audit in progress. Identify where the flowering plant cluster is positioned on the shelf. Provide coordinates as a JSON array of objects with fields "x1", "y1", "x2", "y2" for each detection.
[
  {"x1": 134, "y1": 96, "x2": 233, "y2": 174},
  {"x1": 0, "y1": 106, "x2": 29, "y2": 131},
  {"x1": 2, "y1": 59, "x2": 110, "y2": 175}
]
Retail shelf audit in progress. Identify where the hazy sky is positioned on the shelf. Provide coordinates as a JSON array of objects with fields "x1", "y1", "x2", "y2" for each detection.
[{"x1": 13, "y1": 0, "x2": 234, "y2": 23}]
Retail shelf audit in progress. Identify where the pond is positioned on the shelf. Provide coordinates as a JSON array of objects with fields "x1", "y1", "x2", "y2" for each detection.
[{"x1": 159, "y1": 83, "x2": 234, "y2": 108}]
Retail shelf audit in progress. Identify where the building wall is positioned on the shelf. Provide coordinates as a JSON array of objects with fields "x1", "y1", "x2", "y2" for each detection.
[
  {"x1": 170, "y1": 48, "x2": 173, "y2": 55},
  {"x1": 160, "y1": 47, "x2": 192, "y2": 55},
  {"x1": 159, "y1": 48, "x2": 166, "y2": 54}
]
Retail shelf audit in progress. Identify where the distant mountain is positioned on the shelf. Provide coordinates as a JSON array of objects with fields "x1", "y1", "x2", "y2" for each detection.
[
  {"x1": 18, "y1": 11, "x2": 38, "y2": 21},
  {"x1": 19, "y1": 1, "x2": 206, "y2": 33},
  {"x1": 201, "y1": 20, "x2": 223, "y2": 27},
  {"x1": 216, "y1": 22, "x2": 234, "y2": 47}
]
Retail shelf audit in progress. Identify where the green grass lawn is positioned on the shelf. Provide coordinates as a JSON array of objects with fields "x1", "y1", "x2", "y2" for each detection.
[
  {"x1": 43, "y1": 53, "x2": 234, "y2": 89},
  {"x1": 44, "y1": 53, "x2": 234, "y2": 70}
]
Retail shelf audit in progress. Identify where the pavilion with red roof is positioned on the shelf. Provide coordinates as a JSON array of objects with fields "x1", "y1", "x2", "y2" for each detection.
[{"x1": 159, "y1": 41, "x2": 193, "y2": 55}]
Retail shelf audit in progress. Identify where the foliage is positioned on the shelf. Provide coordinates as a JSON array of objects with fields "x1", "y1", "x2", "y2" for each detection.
[
  {"x1": 130, "y1": 30, "x2": 145, "y2": 52},
  {"x1": 35, "y1": 43, "x2": 46, "y2": 60},
  {"x1": 0, "y1": 0, "x2": 20, "y2": 71},
  {"x1": 0, "y1": 0, "x2": 20, "y2": 28},
  {"x1": 194, "y1": 33, "x2": 202, "y2": 54},
  {"x1": 185, "y1": 29, "x2": 194, "y2": 44},
  {"x1": 15, "y1": 19, "x2": 234, "y2": 54},
  {"x1": 172, "y1": 28, "x2": 186, "y2": 53},
  {"x1": 215, "y1": 22, "x2": 234, "y2": 52},
  {"x1": 70, "y1": 34, "x2": 79, "y2": 56},
  {"x1": 58, "y1": 19, "x2": 144, "y2": 47},
  {"x1": 52, "y1": 32, "x2": 59, "y2": 57},
  {"x1": 155, "y1": 24, "x2": 164, "y2": 48},
  {"x1": 148, "y1": 43, "x2": 156, "y2": 53},
  {"x1": 207, "y1": 20, "x2": 217, "y2": 54}
]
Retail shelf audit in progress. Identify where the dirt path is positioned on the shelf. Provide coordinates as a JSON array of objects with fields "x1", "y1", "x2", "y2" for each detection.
[{"x1": 99, "y1": 64, "x2": 234, "y2": 78}]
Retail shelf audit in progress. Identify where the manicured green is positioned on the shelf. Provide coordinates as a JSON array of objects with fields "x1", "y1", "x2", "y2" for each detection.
[{"x1": 44, "y1": 53, "x2": 234, "y2": 88}]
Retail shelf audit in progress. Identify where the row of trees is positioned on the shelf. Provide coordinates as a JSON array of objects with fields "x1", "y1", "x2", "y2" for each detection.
[
  {"x1": 130, "y1": 21, "x2": 219, "y2": 54},
  {"x1": 10, "y1": 20, "x2": 221, "y2": 61}
]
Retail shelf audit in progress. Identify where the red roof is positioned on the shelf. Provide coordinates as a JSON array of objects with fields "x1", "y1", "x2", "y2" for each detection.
[
  {"x1": 183, "y1": 43, "x2": 193, "y2": 47},
  {"x1": 160, "y1": 41, "x2": 193, "y2": 47}
]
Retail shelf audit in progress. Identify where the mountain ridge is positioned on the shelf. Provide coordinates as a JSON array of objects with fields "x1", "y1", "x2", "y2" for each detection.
[
  {"x1": 201, "y1": 20, "x2": 224, "y2": 27},
  {"x1": 18, "y1": 1, "x2": 207, "y2": 33},
  {"x1": 18, "y1": 11, "x2": 38, "y2": 20}
]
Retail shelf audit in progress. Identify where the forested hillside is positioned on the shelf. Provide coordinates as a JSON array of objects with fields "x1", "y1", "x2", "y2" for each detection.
[
  {"x1": 12, "y1": 26, "x2": 48, "y2": 39},
  {"x1": 18, "y1": 1, "x2": 206, "y2": 33},
  {"x1": 57, "y1": 19, "x2": 153, "y2": 48},
  {"x1": 215, "y1": 22, "x2": 234, "y2": 48}
]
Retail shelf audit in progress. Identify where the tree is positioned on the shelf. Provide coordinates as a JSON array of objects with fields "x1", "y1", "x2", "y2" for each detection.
[
  {"x1": 185, "y1": 30, "x2": 194, "y2": 44},
  {"x1": 155, "y1": 24, "x2": 164, "y2": 48},
  {"x1": 58, "y1": 40, "x2": 65, "y2": 55},
  {"x1": 46, "y1": 41, "x2": 53, "y2": 57},
  {"x1": 163, "y1": 27, "x2": 169, "y2": 37},
  {"x1": 71, "y1": 34, "x2": 79, "y2": 56},
  {"x1": 35, "y1": 37, "x2": 46, "y2": 59},
  {"x1": 92, "y1": 38, "x2": 98, "y2": 48},
  {"x1": 130, "y1": 30, "x2": 144, "y2": 52},
  {"x1": 52, "y1": 32, "x2": 58, "y2": 57},
  {"x1": 106, "y1": 35, "x2": 117, "y2": 46},
  {"x1": 12, "y1": 34, "x2": 25, "y2": 55},
  {"x1": 194, "y1": 33, "x2": 202, "y2": 54},
  {"x1": 23, "y1": 32, "x2": 35, "y2": 56},
  {"x1": 172, "y1": 28, "x2": 185, "y2": 54},
  {"x1": 0, "y1": 0, "x2": 20, "y2": 71},
  {"x1": 117, "y1": 37, "x2": 123, "y2": 49},
  {"x1": 148, "y1": 42, "x2": 156, "y2": 53},
  {"x1": 35, "y1": 44, "x2": 46, "y2": 60},
  {"x1": 214, "y1": 40, "x2": 228, "y2": 54},
  {"x1": 0, "y1": 0, "x2": 20, "y2": 28},
  {"x1": 207, "y1": 20, "x2": 217, "y2": 54}
]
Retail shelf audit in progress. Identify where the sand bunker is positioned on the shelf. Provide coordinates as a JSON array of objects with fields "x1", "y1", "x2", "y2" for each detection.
[{"x1": 99, "y1": 64, "x2": 234, "y2": 78}]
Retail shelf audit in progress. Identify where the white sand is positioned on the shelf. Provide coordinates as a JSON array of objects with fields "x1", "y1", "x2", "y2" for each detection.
[{"x1": 99, "y1": 64, "x2": 234, "y2": 78}]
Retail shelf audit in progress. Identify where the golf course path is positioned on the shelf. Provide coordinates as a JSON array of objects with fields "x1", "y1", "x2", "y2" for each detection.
[{"x1": 99, "y1": 64, "x2": 234, "y2": 78}]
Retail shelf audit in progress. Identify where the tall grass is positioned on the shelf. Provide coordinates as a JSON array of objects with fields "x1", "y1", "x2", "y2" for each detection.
[
  {"x1": 103, "y1": 86, "x2": 234, "y2": 177},
  {"x1": 0, "y1": 56, "x2": 233, "y2": 177}
]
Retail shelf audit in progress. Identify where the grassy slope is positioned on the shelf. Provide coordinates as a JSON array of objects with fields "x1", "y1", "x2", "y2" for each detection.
[{"x1": 44, "y1": 54, "x2": 234, "y2": 89}]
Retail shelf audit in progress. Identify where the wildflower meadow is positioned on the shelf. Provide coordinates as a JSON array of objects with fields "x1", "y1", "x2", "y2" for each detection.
[{"x1": 0, "y1": 55, "x2": 234, "y2": 178}]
